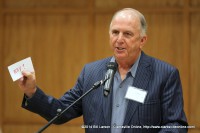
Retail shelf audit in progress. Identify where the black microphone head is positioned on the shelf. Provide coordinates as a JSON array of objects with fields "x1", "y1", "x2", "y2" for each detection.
[
  {"x1": 104, "y1": 62, "x2": 118, "y2": 97},
  {"x1": 107, "y1": 62, "x2": 118, "y2": 72}
]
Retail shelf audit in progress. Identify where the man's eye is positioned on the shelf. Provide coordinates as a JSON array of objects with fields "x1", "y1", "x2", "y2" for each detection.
[
  {"x1": 112, "y1": 30, "x2": 119, "y2": 35},
  {"x1": 124, "y1": 32, "x2": 132, "y2": 36}
]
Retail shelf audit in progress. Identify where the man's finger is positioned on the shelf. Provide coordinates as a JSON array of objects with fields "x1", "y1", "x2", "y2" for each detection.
[{"x1": 21, "y1": 71, "x2": 34, "y2": 78}]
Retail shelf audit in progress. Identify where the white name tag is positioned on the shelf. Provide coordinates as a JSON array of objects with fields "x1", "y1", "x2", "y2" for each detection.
[
  {"x1": 8, "y1": 57, "x2": 35, "y2": 81},
  {"x1": 125, "y1": 86, "x2": 147, "y2": 103}
]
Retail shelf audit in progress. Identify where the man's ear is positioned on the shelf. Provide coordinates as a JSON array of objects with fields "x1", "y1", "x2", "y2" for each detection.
[{"x1": 140, "y1": 36, "x2": 147, "y2": 49}]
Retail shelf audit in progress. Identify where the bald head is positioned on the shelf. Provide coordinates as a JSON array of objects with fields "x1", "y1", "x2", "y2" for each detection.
[{"x1": 110, "y1": 8, "x2": 147, "y2": 36}]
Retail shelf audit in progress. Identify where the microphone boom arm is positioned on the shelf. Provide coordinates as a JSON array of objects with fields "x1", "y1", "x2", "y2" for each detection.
[{"x1": 36, "y1": 77, "x2": 109, "y2": 133}]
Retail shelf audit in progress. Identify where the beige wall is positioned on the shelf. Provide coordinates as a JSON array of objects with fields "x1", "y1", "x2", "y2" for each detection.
[
  {"x1": 0, "y1": 0, "x2": 3, "y2": 132},
  {"x1": 0, "y1": 0, "x2": 200, "y2": 132}
]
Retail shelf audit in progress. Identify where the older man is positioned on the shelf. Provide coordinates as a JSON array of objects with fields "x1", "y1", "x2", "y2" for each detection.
[{"x1": 18, "y1": 8, "x2": 188, "y2": 133}]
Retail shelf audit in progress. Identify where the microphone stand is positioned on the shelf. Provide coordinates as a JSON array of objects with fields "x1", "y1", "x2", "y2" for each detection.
[{"x1": 36, "y1": 77, "x2": 109, "y2": 133}]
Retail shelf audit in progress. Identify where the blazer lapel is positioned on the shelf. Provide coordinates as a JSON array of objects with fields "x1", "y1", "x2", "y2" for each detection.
[{"x1": 123, "y1": 52, "x2": 152, "y2": 129}]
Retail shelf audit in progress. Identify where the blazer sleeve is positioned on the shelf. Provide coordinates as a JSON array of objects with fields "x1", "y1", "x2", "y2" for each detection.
[
  {"x1": 159, "y1": 68, "x2": 188, "y2": 132},
  {"x1": 21, "y1": 66, "x2": 86, "y2": 124}
]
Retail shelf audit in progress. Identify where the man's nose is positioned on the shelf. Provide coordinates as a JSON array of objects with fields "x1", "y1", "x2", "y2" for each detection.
[{"x1": 116, "y1": 33, "x2": 124, "y2": 43}]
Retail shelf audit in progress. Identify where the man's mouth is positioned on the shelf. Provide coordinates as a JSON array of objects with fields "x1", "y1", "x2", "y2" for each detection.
[{"x1": 116, "y1": 47, "x2": 125, "y2": 50}]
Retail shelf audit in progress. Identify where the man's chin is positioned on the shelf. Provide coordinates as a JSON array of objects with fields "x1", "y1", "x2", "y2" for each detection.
[{"x1": 114, "y1": 55, "x2": 128, "y2": 61}]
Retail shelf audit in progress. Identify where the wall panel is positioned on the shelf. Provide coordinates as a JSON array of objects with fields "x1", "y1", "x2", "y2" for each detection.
[
  {"x1": 190, "y1": 13, "x2": 200, "y2": 128},
  {"x1": 95, "y1": 0, "x2": 184, "y2": 9},
  {"x1": 3, "y1": 14, "x2": 91, "y2": 124},
  {"x1": 189, "y1": 129, "x2": 200, "y2": 133},
  {"x1": 0, "y1": 0, "x2": 3, "y2": 131},
  {"x1": 94, "y1": 14, "x2": 113, "y2": 60},
  {"x1": 4, "y1": 0, "x2": 88, "y2": 8},
  {"x1": 142, "y1": 13, "x2": 185, "y2": 66},
  {"x1": 190, "y1": 0, "x2": 200, "y2": 7}
]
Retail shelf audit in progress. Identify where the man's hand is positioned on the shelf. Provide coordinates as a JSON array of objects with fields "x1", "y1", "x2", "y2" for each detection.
[{"x1": 17, "y1": 71, "x2": 37, "y2": 98}]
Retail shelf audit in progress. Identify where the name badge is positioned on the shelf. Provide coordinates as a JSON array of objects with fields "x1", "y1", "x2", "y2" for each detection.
[{"x1": 125, "y1": 86, "x2": 147, "y2": 103}]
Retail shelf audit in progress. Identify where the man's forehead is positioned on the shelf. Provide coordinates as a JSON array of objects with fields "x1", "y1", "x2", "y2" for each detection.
[
  {"x1": 112, "y1": 12, "x2": 140, "y2": 26},
  {"x1": 114, "y1": 10, "x2": 138, "y2": 20},
  {"x1": 109, "y1": 9, "x2": 142, "y2": 32}
]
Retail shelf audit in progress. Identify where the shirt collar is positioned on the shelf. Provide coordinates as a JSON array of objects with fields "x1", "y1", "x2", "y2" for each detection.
[{"x1": 110, "y1": 54, "x2": 141, "y2": 78}]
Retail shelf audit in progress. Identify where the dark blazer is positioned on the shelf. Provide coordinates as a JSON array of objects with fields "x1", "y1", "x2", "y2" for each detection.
[{"x1": 22, "y1": 51, "x2": 188, "y2": 133}]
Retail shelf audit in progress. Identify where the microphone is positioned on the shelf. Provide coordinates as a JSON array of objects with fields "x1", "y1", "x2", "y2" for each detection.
[{"x1": 104, "y1": 62, "x2": 118, "y2": 96}]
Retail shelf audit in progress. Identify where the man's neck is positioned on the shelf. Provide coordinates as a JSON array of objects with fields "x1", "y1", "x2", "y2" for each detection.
[{"x1": 116, "y1": 52, "x2": 141, "y2": 80}]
